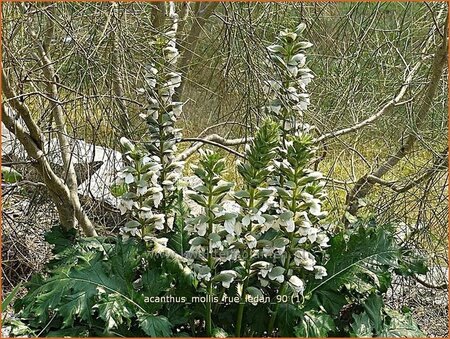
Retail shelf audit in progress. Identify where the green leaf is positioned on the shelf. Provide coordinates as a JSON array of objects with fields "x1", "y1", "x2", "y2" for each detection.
[
  {"x1": 363, "y1": 294, "x2": 384, "y2": 333},
  {"x1": 110, "y1": 183, "x2": 128, "y2": 197},
  {"x1": 294, "y1": 310, "x2": 334, "y2": 338},
  {"x1": 44, "y1": 225, "x2": 77, "y2": 255},
  {"x1": 138, "y1": 312, "x2": 172, "y2": 337},
  {"x1": 350, "y1": 312, "x2": 373, "y2": 337},
  {"x1": 267, "y1": 44, "x2": 286, "y2": 53},
  {"x1": 380, "y1": 309, "x2": 425, "y2": 337},
  {"x1": 188, "y1": 193, "x2": 208, "y2": 207},
  {"x1": 47, "y1": 326, "x2": 90, "y2": 337},
  {"x1": 97, "y1": 293, "x2": 134, "y2": 331},
  {"x1": 307, "y1": 225, "x2": 401, "y2": 314},
  {"x1": 212, "y1": 327, "x2": 228, "y2": 338},
  {"x1": 212, "y1": 182, "x2": 233, "y2": 195},
  {"x1": 169, "y1": 224, "x2": 189, "y2": 256},
  {"x1": 1, "y1": 166, "x2": 22, "y2": 183},
  {"x1": 124, "y1": 220, "x2": 141, "y2": 229},
  {"x1": 277, "y1": 303, "x2": 298, "y2": 336},
  {"x1": 2, "y1": 282, "x2": 22, "y2": 313}
]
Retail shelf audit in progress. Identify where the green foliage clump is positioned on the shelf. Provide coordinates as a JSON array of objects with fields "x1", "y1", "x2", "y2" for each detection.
[{"x1": 13, "y1": 226, "x2": 194, "y2": 337}]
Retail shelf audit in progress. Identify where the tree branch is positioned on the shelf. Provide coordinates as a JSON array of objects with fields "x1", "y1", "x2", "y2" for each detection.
[{"x1": 176, "y1": 134, "x2": 249, "y2": 161}]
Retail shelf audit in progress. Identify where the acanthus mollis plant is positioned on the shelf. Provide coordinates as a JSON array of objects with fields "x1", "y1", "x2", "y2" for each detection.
[{"x1": 114, "y1": 5, "x2": 184, "y2": 237}]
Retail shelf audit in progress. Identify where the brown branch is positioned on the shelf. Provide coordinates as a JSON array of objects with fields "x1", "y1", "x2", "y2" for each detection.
[
  {"x1": 110, "y1": 2, "x2": 132, "y2": 139},
  {"x1": 365, "y1": 149, "x2": 448, "y2": 193},
  {"x1": 176, "y1": 134, "x2": 250, "y2": 161},
  {"x1": 1, "y1": 103, "x2": 78, "y2": 230},
  {"x1": 152, "y1": 2, "x2": 166, "y2": 30},
  {"x1": 28, "y1": 6, "x2": 97, "y2": 236},
  {"x1": 315, "y1": 7, "x2": 446, "y2": 145},
  {"x1": 414, "y1": 274, "x2": 448, "y2": 290},
  {"x1": 315, "y1": 61, "x2": 420, "y2": 144},
  {"x1": 178, "y1": 137, "x2": 247, "y2": 160},
  {"x1": 1, "y1": 70, "x2": 44, "y2": 148},
  {"x1": 174, "y1": 1, "x2": 219, "y2": 100}
]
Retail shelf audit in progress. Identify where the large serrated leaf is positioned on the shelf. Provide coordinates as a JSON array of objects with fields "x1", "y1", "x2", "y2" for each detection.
[
  {"x1": 307, "y1": 226, "x2": 401, "y2": 313},
  {"x1": 138, "y1": 312, "x2": 172, "y2": 337},
  {"x1": 294, "y1": 310, "x2": 334, "y2": 337}
]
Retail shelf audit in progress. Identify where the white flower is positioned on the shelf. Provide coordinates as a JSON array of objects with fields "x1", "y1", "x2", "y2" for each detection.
[
  {"x1": 252, "y1": 213, "x2": 266, "y2": 225},
  {"x1": 118, "y1": 199, "x2": 135, "y2": 214},
  {"x1": 172, "y1": 102, "x2": 183, "y2": 117},
  {"x1": 288, "y1": 275, "x2": 305, "y2": 295},
  {"x1": 245, "y1": 234, "x2": 257, "y2": 249},
  {"x1": 251, "y1": 261, "x2": 273, "y2": 278},
  {"x1": 301, "y1": 192, "x2": 322, "y2": 216},
  {"x1": 125, "y1": 172, "x2": 135, "y2": 184},
  {"x1": 299, "y1": 226, "x2": 319, "y2": 243},
  {"x1": 223, "y1": 218, "x2": 234, "y2": 234},
  {"x1": 293, "y1": 249, "x2": 316, "y2": 271},
  {"x1": 196, "y1": 223, "x2": 207, "y2": 237},
  {"x1": 296, "y1": 94, "x2": 310, "y2": 110},
  {"x1": 193, "y1": 264, "x2": 211, "y2": 282},
  {"x1": 118, "y1": 170, "x2": 135, "y2": 184},
  {"x1": 314, "y1": 266, "x2": 327, "y2": 279},
  {"x1": 146, "y1": 77, "x2": 157, "y2": 88},
  {"x1": 316, "y1": 233, "x2": 330, "y2": 248},
  {"x1": 120, "y1": 226, "x2": 141, "y2": 237},
  {"x1": 242, "y1": 215, "x2": 251, "y2": 227},
  {"x1": 299, "y1": 73, "x2": 314, "y2": 89},
  {"x1": 148, "y1": 187, "x2": 163, "y2": 208},
  {"x1": 210, "y1": 234, "x2": 224, "y2": 251},
  {"x1": 147, "y1": 66, "x2": 158, "y2": 75},
  {"x1": 119, "y1": 137, "x2": 135, "y2": 152},
  {"x1": 167, "y1": 216, "x2": 174, "y2": 230},
  {"x1": 138, "y1": 207, "x2": 153, "y2": 220},
  {"x1": 136, "y1": 183, "x2": 148, "y2": 196},
  {"x1": 284, "y1": 218, "x2": 295, "y2": 232},
  {"x1": 216, "y1": 270, "x2": 238, "y2": 288},
  {"x1": 153, "y1": 214, "x2": 165, "y2": 230},
  {"x1": 163, "y1": 47, "x2": 179, "y2": 63},
  {"x1": 262, "y1": 246, "x2": 274, "y2": 257}
]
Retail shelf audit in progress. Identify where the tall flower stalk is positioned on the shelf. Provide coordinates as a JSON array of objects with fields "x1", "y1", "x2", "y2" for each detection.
[
  {"x1": 114, "y1": 4, "x2": 184, "y2": 237},
  {"x1": 263, "y1": 23, "x2": 330, "y2": 334}
]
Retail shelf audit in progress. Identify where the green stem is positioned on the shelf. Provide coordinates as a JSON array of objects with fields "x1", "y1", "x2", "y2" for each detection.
[
  {"x1": 235, "y1": 187, "x2": 255, "y2": 337},
  {"x1": 267, "y1": 282, "x2": 287, "y2": 335},
  {"x1": 205, "y1": 281, "x2": 213, "y2": 337},
  {"x1": 268, "y1": 173, "x2": 298, "y2": 335},
  {"x1": 235, "y1": 250, "x2": 250, "y2": 337},
  {"x1": 205, "y1": 186, "x2": 214, "y2": 337}
]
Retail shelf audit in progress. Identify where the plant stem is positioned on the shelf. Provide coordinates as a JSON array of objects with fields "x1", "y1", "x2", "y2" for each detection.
[
  {"x1": 235, "y1": 250, "x2": 250, "y2": 337},
  {"x1": 205, "y1": 186, "x2": 214, "y2": 336},
  {"x1": 235, "y1": 187, "x2": 255, "y2": 337},
  {"x1": 268, "y1": 169, "x2": 298, "y2": 335},
  {"x1": 206, "y1": 280, "x2": 213, "y2": 336}
]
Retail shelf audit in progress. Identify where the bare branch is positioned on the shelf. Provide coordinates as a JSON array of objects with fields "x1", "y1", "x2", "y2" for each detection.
[
  {"x1": 315, "y1": 60, "x2": 420, "y2": 144},
  {"x1": 176, "y1": 134, "x2": 249, "y2": 161}
]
